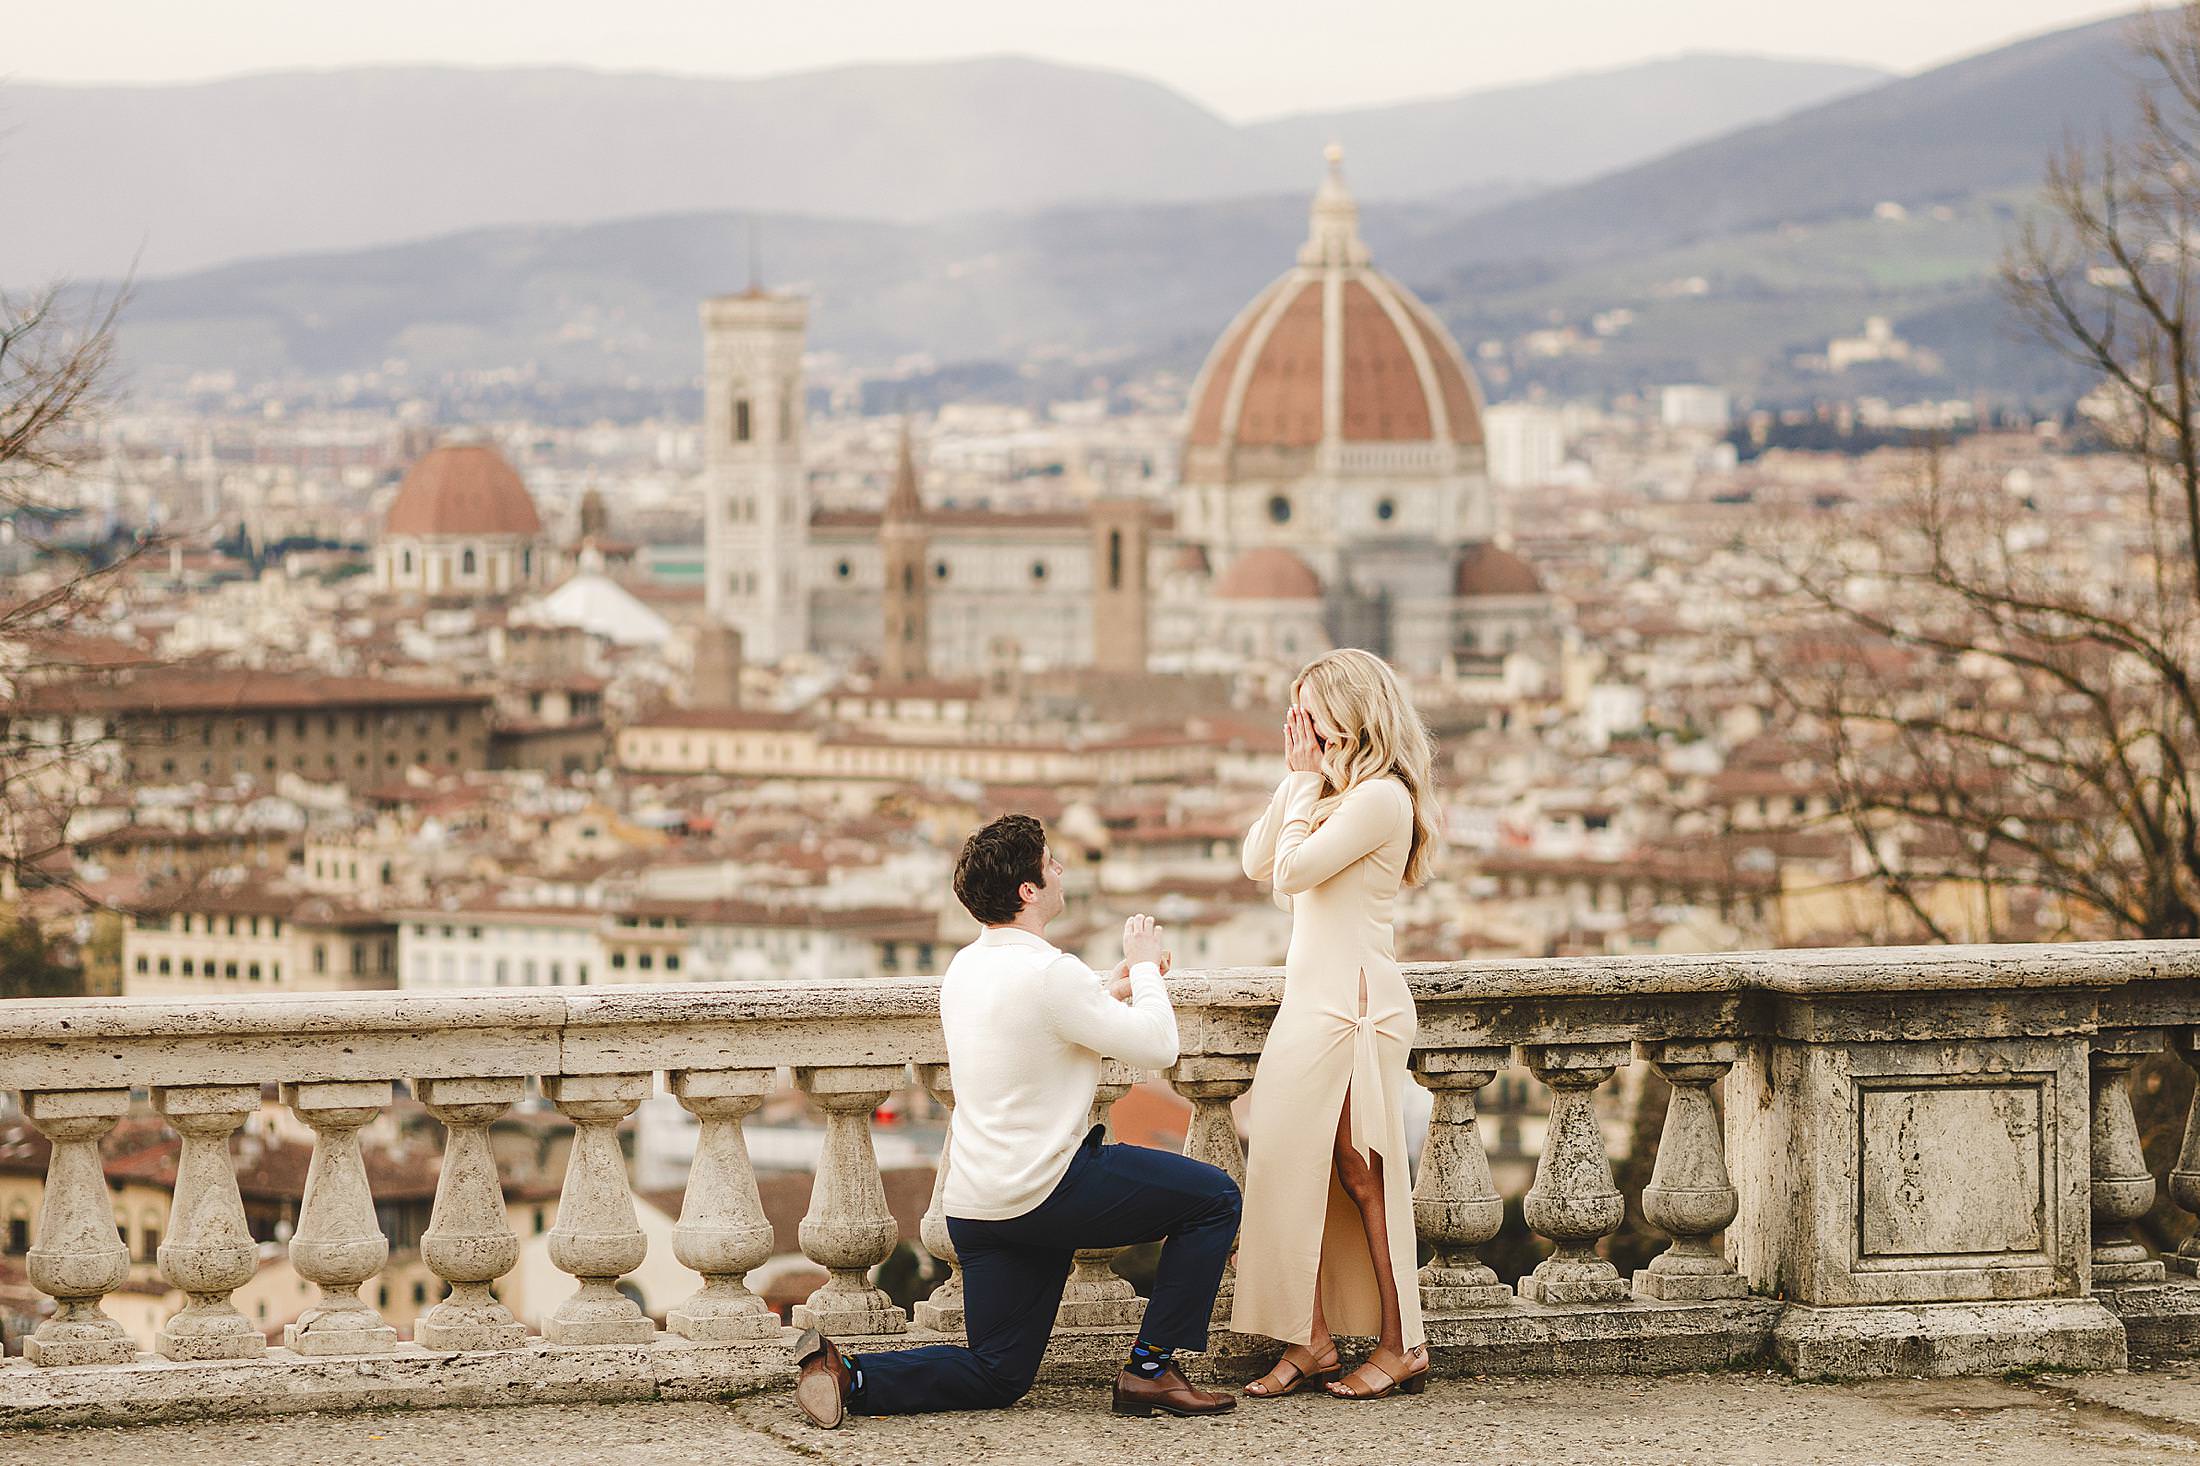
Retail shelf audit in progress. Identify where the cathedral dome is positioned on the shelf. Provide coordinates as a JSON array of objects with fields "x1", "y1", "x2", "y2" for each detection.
[
  {"x1": 1454, "y1": 543, "x2": 1543, "y2": 597},
  {"x1": 386, "y1": 442, "x2": 543, "y2": 539},
  {"x1": 1216, "y1": 546, "x2": 1323, "y2": 601},
  {"x1": 1184, "y1": 149, "x2": 1484, "y2": 471}
]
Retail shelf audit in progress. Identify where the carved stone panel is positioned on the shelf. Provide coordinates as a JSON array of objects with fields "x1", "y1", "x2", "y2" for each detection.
[{"x1": 1858, "y1": 1080, "x2": 2046, "y2": 1260}]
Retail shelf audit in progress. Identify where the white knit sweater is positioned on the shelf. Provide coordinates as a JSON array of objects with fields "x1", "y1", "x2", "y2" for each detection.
[{"x1": 938, "y1": 925, "x2": 1180, "y2": 1220}]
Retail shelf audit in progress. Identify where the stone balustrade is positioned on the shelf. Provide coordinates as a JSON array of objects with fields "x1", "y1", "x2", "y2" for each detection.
[{"x1": 1, "y1": 940, "x2": 2199, "y2": 1426}]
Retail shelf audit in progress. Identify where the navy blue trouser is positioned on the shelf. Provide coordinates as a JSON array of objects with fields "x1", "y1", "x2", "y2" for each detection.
[{"x1": 852, "y1": 1127, "x2": 1242, "y2": 1414}]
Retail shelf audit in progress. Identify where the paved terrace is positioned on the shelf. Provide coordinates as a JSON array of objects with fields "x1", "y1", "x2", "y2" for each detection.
[
  {"x1": 4, "y1": 941, "x2": 2200, "y2": 1439},
  {"x1": 29, "y1": 1365, "x2": 2200, "y2": 1466}
]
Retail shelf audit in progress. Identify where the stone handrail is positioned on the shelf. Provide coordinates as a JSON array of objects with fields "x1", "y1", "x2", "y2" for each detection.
[{"x1": 3, "y1": 938, "x2": 2200, "y2": 1425}]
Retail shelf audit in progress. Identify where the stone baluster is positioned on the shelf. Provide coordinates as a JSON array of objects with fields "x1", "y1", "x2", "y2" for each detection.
[
  {"x1": 666, "y1": 1068, "x2": 782, "y2": 1342},
  {"x1": 1409, "y1": 1047, "x2": 1514, "y2": 1312},
  {"x1": 1517, "y1": 1043, "x2": 1634, "y2": 1305},
  {"x1": 2090, "y1": 1030, "x2": 2167, "y2": 1286},
  {"x1": 1056, "y1": 1070, "x2": 1145, "y2": 1328},
  {"x1": 20, "y1": 1087, "x2": 137, "y2": 1366},
  {"x1": 414, "y1": 1076, "x2": 528, "y2": 1350},
  {"x1": 1631, "y1": 1040, "x2": 1747, "y2": 1301},
  {"x1": 1172, "y1": 1053, "x2": 1256, "y2": 1320},
  {"x1": 912, "y1": 1064, "x2": 964, "y2": 1333},
  {"x1": 280, "y1": 1080, "x2": 399, "y2": 1354},
  {"x1": 2167, "y1": 1030, "x2": 2200, "y2": 1278},
  {"x1": 542, "y1": 1073, "x2": 656, "y2": 1344},
  {"x1": 793, "y1": 1065, "x2": 908, "y2": 1336},
  {"x1": 151, "y1": 1084, "x2": 265, "y2": 1360}
]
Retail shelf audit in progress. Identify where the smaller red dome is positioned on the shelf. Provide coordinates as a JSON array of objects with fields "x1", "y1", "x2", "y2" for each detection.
[
  {"x1": 386, "y1": 443, "x2": 542, "y2": 538},
  {"x1": 1216, "y1": 547, "x2": 1323, "y2": 601},
  {"x1": 1454, "y1": 544, "x2": 1543, "y2": 597}
]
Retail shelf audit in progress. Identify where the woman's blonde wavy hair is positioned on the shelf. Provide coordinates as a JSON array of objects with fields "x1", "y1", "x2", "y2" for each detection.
[{"x1": 1292, "y1": 648, "x2": 1439, "y2": 885}]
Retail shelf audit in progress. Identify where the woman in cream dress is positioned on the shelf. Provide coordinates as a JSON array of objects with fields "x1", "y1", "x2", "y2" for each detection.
[{"x1": 1232, "y1": 648, "x2": 1437, "y2": 1401}]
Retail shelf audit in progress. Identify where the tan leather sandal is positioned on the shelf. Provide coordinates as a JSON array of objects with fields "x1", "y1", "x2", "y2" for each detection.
[
  {"x1": 1323, "y1": 1344, "x2": 1429, "y2": 1400},
  {"x1": 1244, "y1": 1341, "x2": 1342, "y2": 1398}
]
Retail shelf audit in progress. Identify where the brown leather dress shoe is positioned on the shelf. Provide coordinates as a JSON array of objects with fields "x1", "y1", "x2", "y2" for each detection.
[
  {"x1": 1110, "y1": 1361, "x2": 1238, "y2": 1418},
  {"x1": 793, "y1": 1327, "x2": 853, "y2": 1428}
]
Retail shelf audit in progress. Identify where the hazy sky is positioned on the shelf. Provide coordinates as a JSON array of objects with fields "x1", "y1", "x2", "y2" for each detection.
[{"x1": 13, "y1": 0, "x2": 2144, "y2": 120}]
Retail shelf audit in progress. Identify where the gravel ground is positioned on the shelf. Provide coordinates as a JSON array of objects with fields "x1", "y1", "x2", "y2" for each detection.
[{"x1": 16, "y1": 1365, "x2": 2200, "y2": 1466}]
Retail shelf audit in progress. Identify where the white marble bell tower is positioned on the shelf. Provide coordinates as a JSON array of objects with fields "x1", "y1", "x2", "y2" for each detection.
[{"x1": 702, "y1": 288, "x2": 810, "y2": 663}]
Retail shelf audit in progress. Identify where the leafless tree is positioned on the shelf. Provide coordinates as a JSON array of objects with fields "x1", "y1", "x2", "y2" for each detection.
[
  {"x1": 1727, "y1": 6, "x2": 2200, "y2": 1249},
  {"x1": 0, "y1": 278, "x2": 166, "y2": 917},
  {"x1": 1734, "y1": 7, "x2": 2200, "y2": 947}
]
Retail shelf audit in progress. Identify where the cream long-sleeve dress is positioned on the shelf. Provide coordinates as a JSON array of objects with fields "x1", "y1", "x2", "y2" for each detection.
[{"x1": 1230, "y1": 770, "x2": 1424, "y2": 1350}]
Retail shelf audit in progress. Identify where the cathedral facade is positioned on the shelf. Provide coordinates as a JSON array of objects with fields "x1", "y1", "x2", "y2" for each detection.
[{"x1": 699, "y1": 151, "x2": 1552, "y2": 680}]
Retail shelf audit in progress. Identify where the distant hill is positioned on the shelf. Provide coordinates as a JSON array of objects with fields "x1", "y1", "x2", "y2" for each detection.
[
  {"x1": 106, "y1": 195, "x2": 1473, "y2": 393},
  {"x1": 73, "y1": 14, "x2": 2165, "y2": 413},
  {"x1": 0, "y1": 52, "x2": 1884, "y2": 283},
  {"x1": 1398, "y1": 13, "x2": 2140, "y2": 279}
]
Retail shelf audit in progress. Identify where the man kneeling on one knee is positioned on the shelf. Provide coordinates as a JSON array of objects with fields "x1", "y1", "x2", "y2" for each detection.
[{"x1": 795, "y1": 814, "x2": 1242, "y2": 1425}]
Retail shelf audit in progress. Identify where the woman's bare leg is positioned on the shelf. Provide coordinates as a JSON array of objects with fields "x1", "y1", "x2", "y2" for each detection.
[{"x1": 1330, "y1": 1087, "x2": 1405, "y2": 1361}]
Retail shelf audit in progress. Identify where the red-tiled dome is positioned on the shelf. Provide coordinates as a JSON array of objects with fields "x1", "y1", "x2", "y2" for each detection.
[
  {"x1": 1454, "y1": 543, "x2": 1544, "y2": 597},
  {"x1": 1215, "y1": 547, "x2": 1323, "y2": 601},
  {"x1": 385, "y1": 443, "x2": 542, "y2": 538},
  {"x1": 1185, "y1": 152, "x2": 1484, "y2": 461}
]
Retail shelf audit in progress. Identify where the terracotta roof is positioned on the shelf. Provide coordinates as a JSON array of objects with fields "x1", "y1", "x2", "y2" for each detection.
[
  {"x1": 5, "y1": 669, "x2": 490, "y2": 717},
  {"x1": 625, "y1": 708, "x2": 813, "y2": 732},
  {"x1": 1214, "y1": 546, "x2": 1323, "y2": 601},
  {"x1": 1453, "y1": 544, "x2": 1545, "y2": 598},
  {"x1": 1184, "y1": 156, "x2": 1483, "y2": 457},
  {"x1": 385, "y1": 442, "x2": 542, "y2": 538}
]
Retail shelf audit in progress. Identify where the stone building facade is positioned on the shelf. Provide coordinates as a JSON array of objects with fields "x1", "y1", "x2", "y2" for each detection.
[{"x1": 5, "y1": 670, "x2": 494, "y2": 794}]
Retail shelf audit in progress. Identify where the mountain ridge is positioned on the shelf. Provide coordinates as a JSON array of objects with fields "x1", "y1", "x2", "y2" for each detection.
[{"x1": 1, "y1": 52, "x2": 1883, "y2": 283}]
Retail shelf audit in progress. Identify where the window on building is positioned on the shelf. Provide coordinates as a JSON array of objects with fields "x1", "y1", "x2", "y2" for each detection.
[
  {"x1": 1031, "y1": 561, "x2": 1048, "y2": 581},
  {"x1": 733, "y1": 397, "x2": 751, "y2": 443},
  {"x1": 247, "y1": 963, "x2": 261, "y2": 980},
  {"x1": 549, "y1": 961, "x2": 563, "y2": 985},
  {"x1": 314, "y1": 945, "x2": 327, "y2": 974},
  {"x1": 181, "y1": 959, "x2": 194, "y2": 976},
  {"x1": 461, "y1": 548, "x2": 477, "y2": 575},
  {"x1": 638, "y1": 952, "x2": 654, "y2": 971},
  {"x1": 401, "y1": 549, "x2": 414, "y2": 575},
  {"x1": 6, "y1": 1217, "x2": 26, "y2": 1253},
  {"x1": 134, "y1": 955, "x2": 148, "y2": 974},
  {"x1": 413, "y1": 1281, "x2": 428, "y2": 1305},
  {"x1": 224, "y1": 962, "x2": 238, "y2": 979},
  {"x1": 933, "y1": 560, "x2": 949, "y2": 580},
  {"x1": 1108, "y1": 529, "x2": 1124, "y2": 590},
  {"x1": 665, "y1": 953, "x2": 681, "y2": 973},
  {"x1": 157, "y1": 956, "x2": 172, "y2": 975},
  {"x1": 577, "y1": 962, "x2": 590, "y2": 983},
  {"x1": 495, "y1": 958, "x2": 510, "y2": 985},
  {"x1": 611, "y1": 952, "x2": 627, "y2": 970},
  {"x1": 1376, "y1": 498, "x2": 1396, "y2": 521},
  {"x1": 836, "y1": 559, "x2": 852, "y2": 579},
  {"x1": 1268, "y1": 495, "x2": 1293, "y2": 524}
]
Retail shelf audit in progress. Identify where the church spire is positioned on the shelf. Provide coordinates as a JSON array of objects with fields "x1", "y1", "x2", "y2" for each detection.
[
  {"x1": 885, "y1": 420, "x2": 924, "y2": 524},
  {"x1": 1299, "y1": 143, "x2": 1370, "y2": 268},
  {"x1": 880, "y1": 420, "x2": 930, "y2": 683}
]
